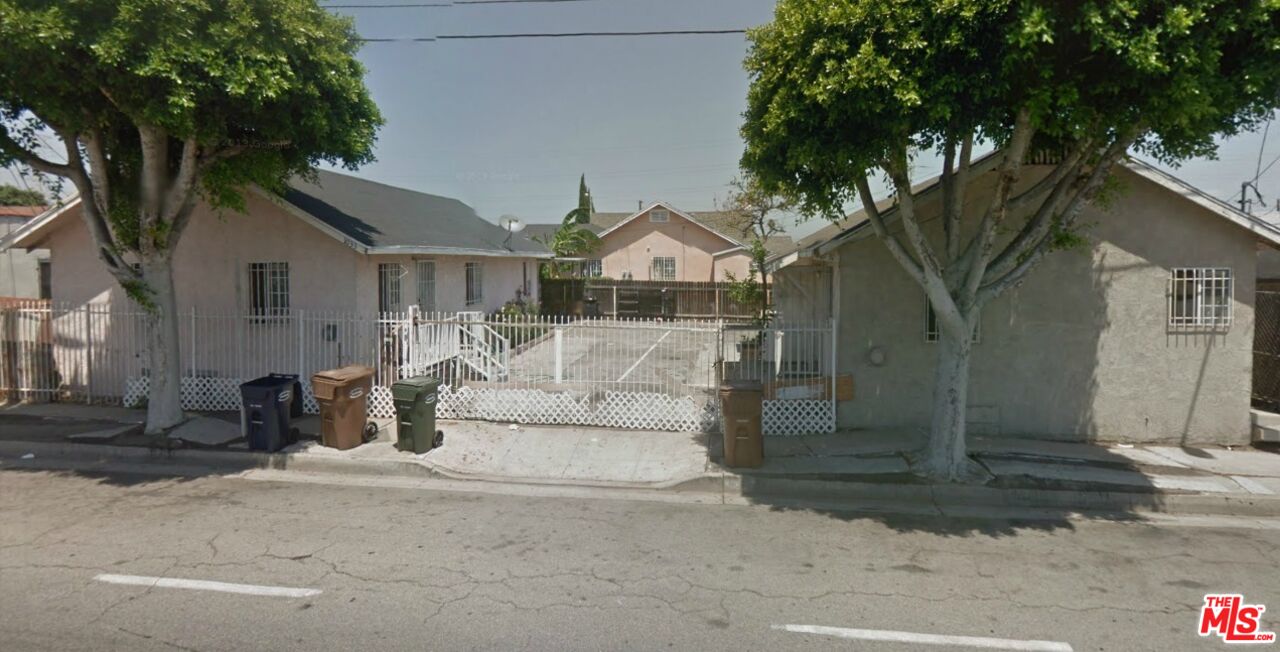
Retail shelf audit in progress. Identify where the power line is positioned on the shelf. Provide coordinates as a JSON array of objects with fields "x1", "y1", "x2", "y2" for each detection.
[{"x1": 358, "y1": 29, "x2": 747, "y2": 42}]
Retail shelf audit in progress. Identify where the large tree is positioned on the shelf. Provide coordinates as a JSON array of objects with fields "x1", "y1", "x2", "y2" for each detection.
[
  {"x1": 0, "y1": 0, "x2": 382, "y2": 434},
  {"x1": 742, "y1": 0, "x2": 1280, "y2": 481}
]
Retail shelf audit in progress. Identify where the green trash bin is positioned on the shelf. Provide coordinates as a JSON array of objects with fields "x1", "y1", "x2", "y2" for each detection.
[{"x1": 391, "y1": 376, "x2": 443, "y2": 454}]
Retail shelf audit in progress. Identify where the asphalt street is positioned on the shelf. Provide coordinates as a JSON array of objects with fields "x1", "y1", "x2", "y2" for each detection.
[{"x1": 2, "y1": 466, "x2": 1278, "y2": 651}]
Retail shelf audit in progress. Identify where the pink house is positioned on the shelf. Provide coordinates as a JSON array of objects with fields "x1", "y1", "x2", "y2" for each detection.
[
  {"x1": 529, "y1": 202, "x2": 793, "y2": 282},
  {"x1": 1, "y1": 171, "x2": 551, "y2": 315}
]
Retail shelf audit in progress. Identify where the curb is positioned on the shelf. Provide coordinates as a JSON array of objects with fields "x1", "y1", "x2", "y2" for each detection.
[
  {"x1": 729, "y1": 474, "x2": 1280, "y2": 519},
  {"x1": 4, "y1": 440, "x2": 1279, "y2": 519}
]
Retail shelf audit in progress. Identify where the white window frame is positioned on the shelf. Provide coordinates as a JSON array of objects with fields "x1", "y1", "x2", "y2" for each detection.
[
  {"x1": 1168, "y1": 267, "x2": 1233, "y2": 330},
  {"x1": 584, "y1": 259, "x2": 603, "y2": 278},
  {"x1": 649, "y1": 208, "x2": 669, "y2": 223},
  {"x1": 924, "y1": 294, "x2": 980, "y2": 344},
  {"x1": 651, "y1": 256, "x2": 676, "y2": 281},
  {"x1": 248, "y1": 262, "x2": 290, "y2": 318},
  {"x1": 378, "y1": 263, "x2": 405, "y2": 313},
  {"x1": 465, "y1": 261, "x2": 484, "y2": 306},
  {"x1": 415, "y1": 260, "x2": 436, "y2": 311}
]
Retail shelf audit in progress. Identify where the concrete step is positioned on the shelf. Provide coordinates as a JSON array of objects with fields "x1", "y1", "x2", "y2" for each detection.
[{"x1": 1252, "y1": 410, "x2": 1280, "y2": 443}]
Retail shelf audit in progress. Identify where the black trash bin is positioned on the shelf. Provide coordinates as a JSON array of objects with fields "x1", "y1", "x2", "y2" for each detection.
[
  {"x1": 266, "y1": 373, "x2": 304, "y2": 418},
  {"x1": 239, "y1": 375, "x2": 298, "y2": 452},
  {"x1": 584, "y1": 295, "x2": 600, "y2": 318}
]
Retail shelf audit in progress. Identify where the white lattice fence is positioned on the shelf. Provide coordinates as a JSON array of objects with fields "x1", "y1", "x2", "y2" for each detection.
[
  {"x1": 433, "y1": 385, "x2": 718, "y2": 432},
  {"x1": 127, "y1": 376, "x2": 357, "y2": 418},
  {"x1": 763, "y1": 400, "x2": 836, "y2": 436}
]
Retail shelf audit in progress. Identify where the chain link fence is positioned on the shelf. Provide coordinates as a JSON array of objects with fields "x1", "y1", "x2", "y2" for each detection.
[{"x1": 1255, "y1": 291, "x2": 1280, "y2": 412}]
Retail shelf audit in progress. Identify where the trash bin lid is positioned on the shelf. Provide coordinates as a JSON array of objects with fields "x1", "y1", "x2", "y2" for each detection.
[
  {"x1": 312, "y1": 365, "x2": 374, "y2": 384},
  {"x1": 241, "y1": 375, "x2": 295, "y2": 389},
  {"x1": 391, "y1": 376, "x2": 441, "y2": 401},
  {"x1": 392, "y1": 376, "x2": 440, "y2": 390}
]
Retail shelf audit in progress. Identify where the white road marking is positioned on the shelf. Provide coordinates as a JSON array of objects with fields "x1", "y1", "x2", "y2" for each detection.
[
  {"x1": 94, "y1": 574, "x2": 321, "y2": 598},
  {"x1": 772, "y1": 624, "x2": 1073, "y2": 651},
  {"x1": 615, "y1": 329, "x2": 672, "y2": 382}
]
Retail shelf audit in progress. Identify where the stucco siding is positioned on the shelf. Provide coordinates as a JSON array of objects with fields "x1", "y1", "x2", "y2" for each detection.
[
  {"x1": 1, "y1": 216, "x2": 47, "y2": 298},
  {"x1": 37, "y1": 194, "x2": 540, "y2": 315},
  {"x1": 832, "y1": 166, "x2": 1256, "y2": 445},
  {"x1": 596, "y1": 207, "x2": 741, "y2": 282}
]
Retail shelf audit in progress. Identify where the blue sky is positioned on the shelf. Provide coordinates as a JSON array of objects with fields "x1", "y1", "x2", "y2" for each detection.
[{"x1": 4, "y1": 0, "x2": 1278, "y2": 235}]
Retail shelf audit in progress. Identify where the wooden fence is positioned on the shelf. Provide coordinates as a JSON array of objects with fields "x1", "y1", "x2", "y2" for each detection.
[{"x1": 540, "y1": 279, "x2": 766, "y2": 320}]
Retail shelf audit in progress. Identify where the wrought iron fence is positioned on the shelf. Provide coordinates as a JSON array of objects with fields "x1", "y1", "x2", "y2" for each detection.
[{"x1": 0, "y1": 303, "x2": 837, "y2": 435}]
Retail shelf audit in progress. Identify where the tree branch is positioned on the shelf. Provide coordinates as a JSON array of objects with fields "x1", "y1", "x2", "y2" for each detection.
[
  {"x1": 959, "y1": 109, "x2": 1034, "y2": 304},
  {"x1": 164, "y1": 136, "x2": 199, "y2": 223},
  {"x1": 884, "y1": 147, "x2": 944, "y2": 280},
  {"x1": 854, "y1": 171, "x2": 926, "y2": 288},
  {"x1": 982, "y1": 140, "x2": 1093, "y2": 283},
  {"x1": 976, "y1": 131, "x2": 1140, "y2": 305},
  {"x1": 47, "y1": 127, "x2": 136, "y2": 279},
  {"x1": 0, "y1": 128, "x2": 76, "y2": 177},
  {"x1": 82, "y1": 128, "x2": 112, "y2": 220},
  {"x1": 137, "y1": 124, "x2": 169, "y2": 256},
  {"x1": 943, "y1": 132, "x2": 974, "y2": 263}
]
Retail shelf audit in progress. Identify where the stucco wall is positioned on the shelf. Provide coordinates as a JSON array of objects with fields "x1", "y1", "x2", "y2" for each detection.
[
  {"x1": 831, "y1": 166, "x2": 1257, "y2": 445},
  {"x1": 37, "y1": 194, "x2": 539, "y2": 315},
  {"x1": 1, "y1": 216, "x2": 48, "y2": 298},
  {"x1": 596, "y1": 207, "x2": 743, "y2": 282},
  {"x1": 355, "y1": 254, "x2": 537, "y2": 314}
]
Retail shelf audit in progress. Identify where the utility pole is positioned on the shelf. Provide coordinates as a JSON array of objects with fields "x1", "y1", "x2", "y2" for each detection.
[{"x1": 1240, "y1": 180, "x2": 1265, "y2": 215}]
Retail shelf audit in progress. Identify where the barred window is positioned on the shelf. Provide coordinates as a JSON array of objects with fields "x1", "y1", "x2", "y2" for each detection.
[
  {"x1": 378, "y1": 263, "x2": 404, "y2": 313},
  {"x1": 584, "y1": 259, "x2": 603, "y2": 278},
  {"x1": 416, "y1": 260, "x2": 436, "y2": 311},
  {"x1": 651, "y1": 256, "x2": 676, "y2": 281},
  {"x1": 248, "y1": 262, "x2": 289, "y2": 317},
  {"x1": 1169, "y1": 268, "x2": 1232, "y2": 329},
  {"x1": 924, "y1": 294, "x2": 980, "y2": 343},
  {"x1": 465, "y1": 262, "x2": 484, "y2": 306}
]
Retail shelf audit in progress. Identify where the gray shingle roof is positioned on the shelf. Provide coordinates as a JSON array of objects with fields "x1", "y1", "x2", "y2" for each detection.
[{"x1": 283, "y1": 170, "x2": 549, "y2": 256}]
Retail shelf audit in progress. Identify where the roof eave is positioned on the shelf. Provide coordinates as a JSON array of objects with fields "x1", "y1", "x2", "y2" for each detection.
[{"x1": 0, "y1": 198, "x2": 81, "y2": 251}]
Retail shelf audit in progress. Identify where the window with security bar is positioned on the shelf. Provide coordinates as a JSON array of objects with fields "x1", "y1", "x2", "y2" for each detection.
[
  {"x1": 248, "y1": 262, "x2": 289, "y2": 317},
  {"x1": 584, "y1": 259, "x2": 603, "y2": 278},
  {"x1": 651, "y1": 256, "x2": 676, "y2": 281},
  {"x1": 416, "y1": 260, "x2": 436, "y2": 311},
  {"x1": 1169, "y1": 268, "x2": 1232, "y2": 330},
  {"x1": 924, "y1": 294, "x2": 980, "y2": 343},
  {"x1": 465, "y1": 261, "x2": 484, "y2": 306},
  {"x1": 378, "y1": 263, "x2": 404, "y2": 312}
]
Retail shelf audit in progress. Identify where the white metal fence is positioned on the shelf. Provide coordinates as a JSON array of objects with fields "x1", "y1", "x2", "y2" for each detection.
[{"x1": 0, "y1": 302, "x2": 836, "y2": 435}]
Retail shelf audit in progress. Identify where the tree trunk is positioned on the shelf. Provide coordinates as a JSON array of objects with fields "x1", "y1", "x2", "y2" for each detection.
[
  {"x1": 920, "y1": 327, "x2": 976, "y2": 481},
  {"x1": 141, "y1": 258, "x2": 185, "y2": 434}
]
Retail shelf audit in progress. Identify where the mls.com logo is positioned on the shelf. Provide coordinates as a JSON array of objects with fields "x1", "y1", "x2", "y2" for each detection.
[{"x1": 1199, "y1": 595, "x2": 1276, "y2": 644}]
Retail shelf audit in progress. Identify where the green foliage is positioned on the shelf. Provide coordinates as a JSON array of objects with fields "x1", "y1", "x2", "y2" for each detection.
[
  {"x1": 0, "y1": 0, "x2": 383, "y2": 228},
  {"x1": 0, "y1": 183, "x2": 44, "y2": 205},
  {"x1": 723, "y1": 270, "x2": 763, "y2": 308},
  {"x1": 121, "y1": 277, "x2": 157, "y2": 313},
  {"x1": 742, "y1": 0, "x2": 1280, "y2": 218}
]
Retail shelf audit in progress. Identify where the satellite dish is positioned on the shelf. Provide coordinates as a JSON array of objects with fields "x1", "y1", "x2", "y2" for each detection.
[{"x1": 499, "y1": 215, "x2": 526, "y2": 233}]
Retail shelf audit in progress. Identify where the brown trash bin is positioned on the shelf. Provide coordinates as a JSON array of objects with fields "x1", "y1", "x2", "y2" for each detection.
[
  {"x1": 311, "y1": 365, "x2": 375, "y2": 450},
  {"x1": 720, "y1": 379, "x2": 764, "y2": 468}
]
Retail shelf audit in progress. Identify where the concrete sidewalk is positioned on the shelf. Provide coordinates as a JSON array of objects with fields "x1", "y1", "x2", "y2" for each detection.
[{"x1": 2, "y1": 401, "x2": 1279, "y2": 517}]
